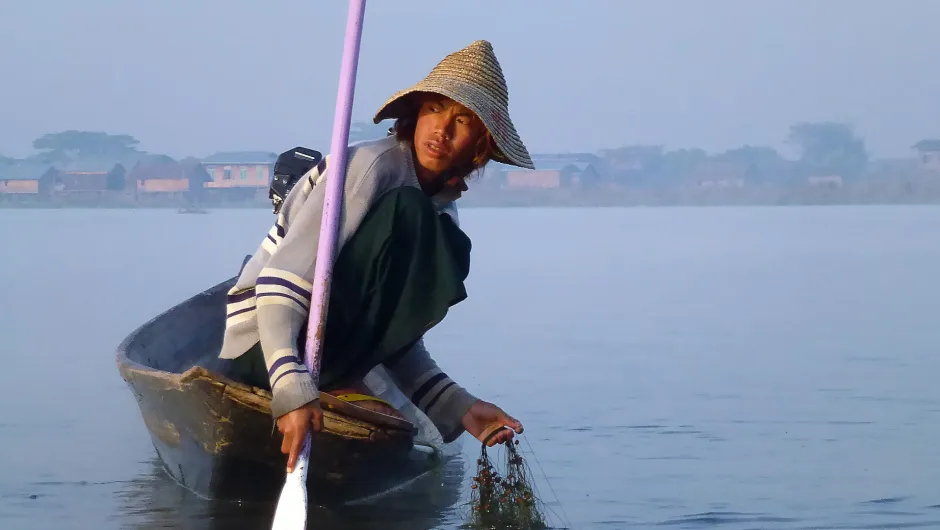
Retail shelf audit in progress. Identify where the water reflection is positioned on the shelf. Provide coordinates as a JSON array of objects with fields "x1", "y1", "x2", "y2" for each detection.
[{"x1": 117, "y1": 456, "x2": 468, "y2": 529}]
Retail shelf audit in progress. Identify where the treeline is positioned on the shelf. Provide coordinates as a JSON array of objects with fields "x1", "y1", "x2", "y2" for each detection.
[
  {"x1": 2, "y1": 122, "x2": 938, "y2": 209},
  {"x1": 594, "y1": 121, "x2": 929, "y2": 187}
]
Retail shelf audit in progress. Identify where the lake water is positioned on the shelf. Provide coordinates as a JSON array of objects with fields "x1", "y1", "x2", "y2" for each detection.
[{"x1": 1, "y1": 205, "x2": 939, "y2": 529}]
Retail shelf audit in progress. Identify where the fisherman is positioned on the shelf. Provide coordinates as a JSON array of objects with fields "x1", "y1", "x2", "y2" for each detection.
[{"x1": 218, "y1": 40, "x2": 533, "y2": 472}]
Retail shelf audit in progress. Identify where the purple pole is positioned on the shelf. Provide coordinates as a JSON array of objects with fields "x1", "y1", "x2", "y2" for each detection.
[
  {"x1": 269, "y1": 5, "x2": 367, "y2": 527},
  {"x1": 303, "y1": 0, "x2": 367, "y2": 380}
]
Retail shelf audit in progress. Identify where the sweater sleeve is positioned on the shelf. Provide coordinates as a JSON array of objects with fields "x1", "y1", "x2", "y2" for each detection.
[
  {"x1": 381, "y1": 337, "x2": 479, "y2": 443},
  {"x1": 257, "y1": 155, "x2": 385, "y2": 418}
]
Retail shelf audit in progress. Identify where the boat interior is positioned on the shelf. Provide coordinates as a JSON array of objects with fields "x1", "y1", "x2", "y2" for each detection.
[{"x1": 117, "y1": 273, "x2": 451, "y2": 447}]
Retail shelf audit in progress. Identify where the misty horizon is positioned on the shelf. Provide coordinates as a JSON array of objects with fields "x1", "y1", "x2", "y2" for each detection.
[{"x1": 2, "y1": 0, "x2": 939, "y2": 161}]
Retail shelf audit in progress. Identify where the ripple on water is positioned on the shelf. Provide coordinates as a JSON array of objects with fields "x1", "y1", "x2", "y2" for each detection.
[{"x1": 656, "y1": 510, "x2": 799, "y2": 527}]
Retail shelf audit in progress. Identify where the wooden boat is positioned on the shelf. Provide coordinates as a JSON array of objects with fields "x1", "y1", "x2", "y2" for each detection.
[{"x1": 116, "y1": 269, "x2": 447, "y2": 504}]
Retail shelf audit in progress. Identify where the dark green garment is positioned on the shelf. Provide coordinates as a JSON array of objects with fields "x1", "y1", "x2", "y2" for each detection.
[{"x1": 229, "y1": 185, "x2": 471, "y2": 390}]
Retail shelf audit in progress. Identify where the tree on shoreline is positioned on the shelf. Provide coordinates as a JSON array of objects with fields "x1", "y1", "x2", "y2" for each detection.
[
  {"x1": 31, "y1": 130, "x2": 143, "y2": 160},
  {"x1": 787, "y1": 121, "x2": 869, "y2": 179}
]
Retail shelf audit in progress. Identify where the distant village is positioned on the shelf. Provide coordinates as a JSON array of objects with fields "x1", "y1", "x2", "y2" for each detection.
[{"x1": 2, "y1": 123, "x2": 939, "y2": 208}]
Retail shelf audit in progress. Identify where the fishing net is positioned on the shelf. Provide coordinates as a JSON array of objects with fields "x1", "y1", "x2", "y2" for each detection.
[{"x1": 463, "y1": 434, "x2": 555, "y2": 530}]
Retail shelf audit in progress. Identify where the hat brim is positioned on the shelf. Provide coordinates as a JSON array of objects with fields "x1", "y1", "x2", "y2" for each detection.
[{"x1": 373, "y1": 80, "x2": 534, "y2": 170}]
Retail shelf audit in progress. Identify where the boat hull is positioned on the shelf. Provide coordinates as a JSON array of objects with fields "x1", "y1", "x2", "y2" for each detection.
[{"x1": 116, "y1": 277, "x2": 442, "y2": 503}]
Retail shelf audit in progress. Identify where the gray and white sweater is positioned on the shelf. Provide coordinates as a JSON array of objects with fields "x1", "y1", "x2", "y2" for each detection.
[{"x1": 218, "y1": 136, "x2": 476, "y2": 442}]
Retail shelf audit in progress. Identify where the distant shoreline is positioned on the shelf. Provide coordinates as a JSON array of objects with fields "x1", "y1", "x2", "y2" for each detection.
[
  {"x1": 3, "y1": 187, "x2": 940, "y2": 210},
  {"x1": 5, "y1": 178, "x2": 940, "y2": 210}
]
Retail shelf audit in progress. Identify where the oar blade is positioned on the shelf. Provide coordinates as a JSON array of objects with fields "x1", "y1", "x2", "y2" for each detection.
[{"x1": 271, "y1": 442, "x2": 310, "y2": 530}]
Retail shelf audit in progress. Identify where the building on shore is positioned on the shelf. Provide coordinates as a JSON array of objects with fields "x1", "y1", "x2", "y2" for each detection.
[
  {"x1": 483, "y1": 154, "x2": 601, "y2": 189},
  {"x1": 201, "y1": 151, "x2": 277, "y2": 201},
  {"x1": 129, "y1": 155, "x2": 213, "y2": 203},
  {"x1": 913, "y1": 139, "x2": 940, "y2": 173},
  {"x1": 47, "y1": 160, "x2": 130, "y2": 196},
  {"x1": 0, "y1": 163, "x2": 55, "y2": 197}
]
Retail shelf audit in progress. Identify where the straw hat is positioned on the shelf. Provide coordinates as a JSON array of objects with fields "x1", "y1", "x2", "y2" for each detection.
[{"x1": 373, "y1": 39, "x2": 535, "y2": 170}]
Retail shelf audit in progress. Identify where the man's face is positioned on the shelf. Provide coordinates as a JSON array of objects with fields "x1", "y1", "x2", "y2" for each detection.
[{"x1": 412, "y1": 95, "x2": 484, "y2": 178}]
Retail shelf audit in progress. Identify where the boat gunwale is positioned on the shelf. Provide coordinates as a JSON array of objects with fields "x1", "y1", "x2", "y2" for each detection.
[{"x1": 114, "y1": 278, "x2": 418, "y2": 437}]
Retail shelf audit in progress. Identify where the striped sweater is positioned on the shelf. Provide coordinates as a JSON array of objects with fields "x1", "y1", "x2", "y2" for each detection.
[{"x1": 218, "y1": 136, "x2": 476, "y2": 442}]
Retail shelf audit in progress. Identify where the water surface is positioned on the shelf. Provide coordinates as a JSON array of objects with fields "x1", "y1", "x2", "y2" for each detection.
[{"x1": 2, "y1": 205, "x2": 939, "y2": 529}]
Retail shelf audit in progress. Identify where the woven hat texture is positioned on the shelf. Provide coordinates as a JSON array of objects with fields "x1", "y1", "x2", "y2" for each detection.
[{"x1": 373, "y1": 40, "x2": 534, "y2": 170}]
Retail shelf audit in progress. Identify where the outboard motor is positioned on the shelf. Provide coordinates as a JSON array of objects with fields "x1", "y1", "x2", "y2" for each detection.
[{"x1": 269, "y1": 147, "x2": 323, "y2": 214}]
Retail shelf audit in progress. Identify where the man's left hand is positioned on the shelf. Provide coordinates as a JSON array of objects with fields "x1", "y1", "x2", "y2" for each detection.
[{"x1": 461, "y1": 400, "x2": 523, "y2": 446}]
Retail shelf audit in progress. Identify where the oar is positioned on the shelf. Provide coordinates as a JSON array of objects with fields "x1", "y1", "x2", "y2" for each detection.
[{"x1": 270, "y1": 1, "x2": 367, "y2": 529}]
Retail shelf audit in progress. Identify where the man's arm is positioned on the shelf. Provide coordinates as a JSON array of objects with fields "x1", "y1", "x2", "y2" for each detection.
[
  {"x1": 381, "y1": 337, "x2": 479, "y2": 443},
  {"x1": 256, "y1": 155, "x2": 383, "y2": 418}
]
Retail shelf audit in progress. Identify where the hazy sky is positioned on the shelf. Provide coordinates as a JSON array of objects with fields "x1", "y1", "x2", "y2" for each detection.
[{"x1": 1, "y1": 0, "x2": 938, "y2": 160}]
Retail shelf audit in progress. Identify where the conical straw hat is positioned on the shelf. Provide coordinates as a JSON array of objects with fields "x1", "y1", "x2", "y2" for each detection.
[{"x1": 373, "y1": 40, "x2": 534, "y2": 170}]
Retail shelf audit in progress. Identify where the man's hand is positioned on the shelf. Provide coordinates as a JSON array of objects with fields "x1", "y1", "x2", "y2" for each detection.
[
  {"x1": 276, "y1": 400, "x2": 323, "y2": 472},
  {"x1": 461, "y1": 400, "x2": 523, "y2": 447}
]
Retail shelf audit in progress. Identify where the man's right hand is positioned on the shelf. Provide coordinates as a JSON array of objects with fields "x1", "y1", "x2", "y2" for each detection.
[{"x1": 276, "y1": 400, "x2": 323, "y2": 472}]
